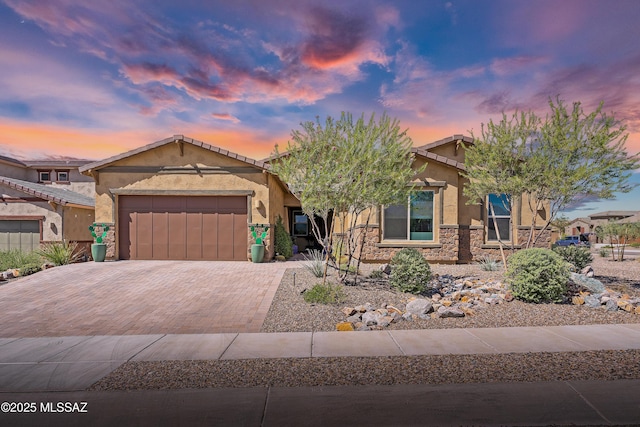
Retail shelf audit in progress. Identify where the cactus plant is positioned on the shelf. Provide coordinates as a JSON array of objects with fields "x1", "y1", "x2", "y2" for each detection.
[
  {"x1": 89, "y1": 223, "x2": 110, "y2": 243},
  {"x1": 250, "y1": 225, "x2": 269, "y2": 245}
]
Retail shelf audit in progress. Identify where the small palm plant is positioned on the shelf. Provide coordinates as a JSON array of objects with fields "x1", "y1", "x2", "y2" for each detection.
[{"x1": 37, "y1": 240, "x2": 81, "y2": 266}]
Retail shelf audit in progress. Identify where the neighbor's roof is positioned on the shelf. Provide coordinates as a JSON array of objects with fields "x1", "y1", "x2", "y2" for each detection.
[
  {"x1": 0, "y1": 176, "x2": 95, "y2": 208},
  {"x1": 588, "y1": 210, "x2": 640, "y2": 219},
  {"x1": 23, "y1": 159, "x2": 93, "y2": 168},
  {"x1": 80, "y1": 135, "x2": 268, "y2": 172},
  {"x1": 0, "y1": 154, "x2": 26, "y2": 168}
]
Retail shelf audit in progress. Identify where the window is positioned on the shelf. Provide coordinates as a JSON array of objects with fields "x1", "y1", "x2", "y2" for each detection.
[
  {"x1": 56, "y1": 171, "x2": 69, "y2": 182},
  {"x1": 383, "y1": 191, "x2": 434, "y2": 241},
  {"x1": 38, "y1": 171, "x2": 51, "y2": 182},
  {"x1": 292, "y1": 211, "x2": 309, "y2": 236},
  {"x1": 487, "y1": 193, "x2": 511, "y2": 241}
]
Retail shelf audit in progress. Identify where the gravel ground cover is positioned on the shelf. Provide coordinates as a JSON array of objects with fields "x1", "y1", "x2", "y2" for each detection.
[
  {"x1": 91, "y1": 254, "x2": 640, "y2": 392},
  {"x1": 260, "y1": 255, "x2": 640, "y2": 333}
]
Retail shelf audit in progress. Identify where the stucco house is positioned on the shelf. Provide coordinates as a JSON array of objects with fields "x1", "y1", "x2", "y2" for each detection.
[
  {"x1": 0, "y1": 154, "x2": 95, "y2": 252},
  {"x1": 79, "y1": 134, "x2": 550, "y2": 263}
]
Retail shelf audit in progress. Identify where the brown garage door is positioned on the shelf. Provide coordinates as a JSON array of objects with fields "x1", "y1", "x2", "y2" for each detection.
[{"x1": 118, "y1": 195, "x2": 247, "y2": 260}]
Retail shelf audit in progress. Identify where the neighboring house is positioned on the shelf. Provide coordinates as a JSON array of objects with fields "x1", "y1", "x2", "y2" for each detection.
[
  {"x1": 80, "y1": 134, "x2": 550, "y2": 263},
  {"x1": 564, "y1": 217, "x2": 593, "y2": 237},
  {"x1": 0, "y1": 155, "x2": 95, "y2": 252}
]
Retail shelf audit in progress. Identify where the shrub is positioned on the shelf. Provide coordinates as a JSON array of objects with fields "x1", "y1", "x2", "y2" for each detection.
[
  {"x1": 368, "y1": 269, "x2": 384, "y2": 279},
  {"x1": 273, "y1": 215, "x2": 293, "y2": 258},
  {"x1": 303, "y1": 283, "x2": 345, "y2": 304},
  {"x1": 0, "y1": 249, "x2": 42, "y2": 271},
  {"x1": 476, "y1": 255, "x2": 501, "y2": 271},
  {"x1": 19, "y1": 264, "x2": 41, "y2": 277},
  {"x1": 37, "y1": 241, "x2": 82, "y2": 266},
  {"x1": 506, "y1": 248, "x2": 569, "y2": 303},
  {"x1": 389, "y1": 248, "x2": 431, "y2": 294},
  {"x1": 599, "y1": 248, "x2": 610, "y2": 258},
  {"x1": 302, "y1": 249, "x2": 325, "y2": 278},
  {"x1": 552, "y1": 246, "x2": 593, "y2": 270}
]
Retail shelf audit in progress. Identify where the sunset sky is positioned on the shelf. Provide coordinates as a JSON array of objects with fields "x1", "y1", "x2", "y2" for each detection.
[{"x1": 1, "y1": 0, "x2": 639, "y2": 218}]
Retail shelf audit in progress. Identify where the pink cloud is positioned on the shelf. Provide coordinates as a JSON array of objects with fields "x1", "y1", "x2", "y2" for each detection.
[
  {"x1": 212, "y1": 113, "x2": 240, "y2": 124},
  {"x1": 490, "y1": 56, "x2": 549, "y2": 76}
]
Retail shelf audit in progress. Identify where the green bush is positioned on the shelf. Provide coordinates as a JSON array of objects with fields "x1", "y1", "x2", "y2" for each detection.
[
  {"x1": 552, "y1": 245, "x2": 593, "y2": 270},
  {"x1": 37, "y1": 241, "x2": 82, "y2": 266},
  {"x1": 389, "y1": 248, "x2": 431, "y2": 294},
  {"x1": 599, "y1": 248, "x2": 610, "y2": 258},
  {"x1": 273, "y1": 215, "x2": 293, "y2": 258},
  {"x1": 303, "y1": 283, "x2": 345, "y2": 304},
  {"x1": 19, "y1": 264, "x2": 41, "y2": 277},
  {"x1": 368, "y1": 269, "x2": 384, "y2": 279},
  {"x1": 0, "y1": 249, "x2": 42, "y2": 271},
  {"x1": 506, "y1": 248, "x2": 569, "y2": 303}
]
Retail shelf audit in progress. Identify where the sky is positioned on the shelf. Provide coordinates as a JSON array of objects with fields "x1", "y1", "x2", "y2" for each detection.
[{"x1": 1, "y1": 0, "x2": 639, "y2": 219}]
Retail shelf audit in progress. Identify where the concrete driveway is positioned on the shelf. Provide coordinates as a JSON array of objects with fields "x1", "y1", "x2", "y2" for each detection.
[{"x1": 0, "y1": 261, "x2": 293, "y2": 337}]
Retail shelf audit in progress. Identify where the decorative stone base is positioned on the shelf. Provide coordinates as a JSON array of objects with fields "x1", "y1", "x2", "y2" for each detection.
[{"x1": 92, "y1": 223, "x2": 116, "y2": 260}]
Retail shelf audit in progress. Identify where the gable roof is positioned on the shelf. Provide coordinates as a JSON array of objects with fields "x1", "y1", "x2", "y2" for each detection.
[
  {"x1": 23, "y1": 159, "x2": 92, "y2": 168},
  {"x1": 411, "y1": 146, "x2": 466, "y2": 171},
  {"x1": 588, "y1": 210, "x2": 640, "y2": 220},
  {"x1": 415, "y1": 134, "x2": 474, "y2": 151},
  {"x1": 0, "y1": 176, "x2": 94, "y2": 208},
  {"x1": 79, "y1": 135, "x2": 268, "y2": 173}
]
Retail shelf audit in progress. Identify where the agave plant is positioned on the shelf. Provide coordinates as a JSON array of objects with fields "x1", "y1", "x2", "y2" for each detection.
[
  {"x1": 476, "y1": 255, "x2": 501, "y2": 271},
  {"x1": 37, "y1": 241, "x2": 82, "y2": 266}
]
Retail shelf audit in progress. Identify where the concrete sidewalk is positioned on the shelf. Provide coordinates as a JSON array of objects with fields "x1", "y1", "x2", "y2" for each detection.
[{"x1": 1, "y1": 323, "x2": 640, "y2": 392}]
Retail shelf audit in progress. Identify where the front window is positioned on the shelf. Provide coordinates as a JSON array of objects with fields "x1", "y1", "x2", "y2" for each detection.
[
  {"x1": 383, "y1": 191, "x2": 434, "y2": 241},
  {"x1": 487, "y1": 193, "x2": 511, "y2": 241},
  {"x1": 38, "y1": 171, "x2": 51, "y2": 182},
  {"x1": 292, "y1": 211, "x2": 309, "y2": 236},
  {"x1": 56, "y1": 171, "x2": 69, "y2": 182}
]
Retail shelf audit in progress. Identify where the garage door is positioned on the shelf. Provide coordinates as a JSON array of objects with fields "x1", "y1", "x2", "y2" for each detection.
[
  {"x1": 0, "y1": 220, "x2": 40, "y2": 252},
  {"x1": 118, "y1": 195, "x2": 247, "y2": 260}
]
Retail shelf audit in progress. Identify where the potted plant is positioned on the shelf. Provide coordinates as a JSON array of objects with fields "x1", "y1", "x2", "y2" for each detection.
[
  {"x1": 89, "y1": 223, "x2": 109, "y2": 262},
  {"x1": 250, "y1": 225, "x2": 268, "y2": 263}
]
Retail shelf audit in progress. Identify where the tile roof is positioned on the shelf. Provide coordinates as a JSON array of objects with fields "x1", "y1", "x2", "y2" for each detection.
[
  {"x1": 411, "y1": 147, "x2": 466, "y2": 171},
  {"x1": 0, "y1": 176, "x2": 94, "y2": 208},
  {"x1": 23, "y1": 159, "x2": 93, "y2": 168},
  {"x1": 415, "y1": 134, "x2": 474, "y2": 150},
  {"x1": 79, "y1": 135, "x2": 269, "y2": 172}
]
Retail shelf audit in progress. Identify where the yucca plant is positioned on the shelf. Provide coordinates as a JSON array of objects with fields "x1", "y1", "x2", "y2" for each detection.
[
  {"x1": 302, "y1": 249, "x2": 325, "y2": 278},
  {"x1": 37, "y1": 241, "x2": 82, "y2": 266},
  {"x1": 476, "y1": 255, "x2": 502, "y2": 271}
]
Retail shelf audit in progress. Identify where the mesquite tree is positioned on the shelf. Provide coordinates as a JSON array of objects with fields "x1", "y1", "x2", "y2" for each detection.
[
  {"x1": 464, "y1": 98, "x2": 639, "y2": 253},
  {"x1": 270, "y1": 112, "x2": 420, "y2": 283}
]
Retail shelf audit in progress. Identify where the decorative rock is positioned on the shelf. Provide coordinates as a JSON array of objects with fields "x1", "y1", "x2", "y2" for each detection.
[
  {"x1": 572, "y1": 296, "x2": 585, "y2": 305},
  {"x1": 362, "y1": 311, "x2": 379, "y2": 326},
  {"x1": 431, "y1": 294, "x2": 442, "y2": 302},
  {"x1": 346, "y1": 315, "x2": 362, "y2": 323},
  {"x1": 437, "y1": 306, "x2": 465, "y2": 318},
  {"x1": 336, "y1": 322, "x2": 354, "y2": 331},
  {"x1": 617, "y1": 300, "x2": 634, "y2": 312},
  {"x1": 378, "y1": 316, "x2": 393, "y2": 327},
  {"x1": 402, "y1": 313, "x2": 413, "y2": 321},
  {"x1": 357, "y1": 325, "x2": 371, "y2": 331},
  {"x1": 503, "y1": 291, "x2": 514, "y2": 302},
  {"x1": 635, "y1": 306, "x2": 640, "y2": 315},
  {"x1": 379, "y1": 264, "x2": 392, "y2": 275},
  {"x1": 386, "y1": 305, "x2": 403, "y2": 315},
  {"x1": 342, "y1": 307, "x2": 356, "y2": 316},
  {"x1": 570, "y1": 273, "x2": 605, "y2": 294},
  {"x1": 460, "y1": 307, "x2": 476, "y2": 316},
  {"x1": 605, "y1": 299, "x2": 619, "y2": 312},
  {"x1": 584, "y1": 295, "x2": 601, "y2": 308},
  {"x1": 580, "y1": 265, "x2": 594, "y2": 277},
  {"x1": 406, "y1": 299, "x2": 433, "y2": 315}
]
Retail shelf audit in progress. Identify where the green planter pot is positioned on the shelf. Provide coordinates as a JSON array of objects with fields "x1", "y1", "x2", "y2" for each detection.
[
  {"x1": 250, "y1": 244, "x2": 265, "y2": 263},
  {"x1": 91, "y1": 243, "x2": 107, "y2": 262}
]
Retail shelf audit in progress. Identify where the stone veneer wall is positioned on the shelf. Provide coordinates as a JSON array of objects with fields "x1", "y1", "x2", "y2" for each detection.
[
  {"x1": 357, "y1": 225, "x2": 459, "y2": 263},
  {"x1": 467, "y1": 226, "x2": 552, "y2": 263}
]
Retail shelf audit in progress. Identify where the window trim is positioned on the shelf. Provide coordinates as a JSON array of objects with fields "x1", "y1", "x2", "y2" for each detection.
[
  {"x1": 382, "y1": 190, "x2": 435, "y2": 242},
  {"x1": 292, "y1": 210, "x2": 309, "y2": 237},
  {"x1": 55, "y1": 170, "x2": 70, "y2": 182},
  {"x1": 38, "y1": 170, "x2": 51, "y2": 183},
  {"x1": 486, "y1": 193, "x2": 512, "y2": 242}
]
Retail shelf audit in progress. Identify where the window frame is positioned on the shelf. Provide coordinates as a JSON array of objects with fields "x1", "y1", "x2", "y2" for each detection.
[
  {"x1": 486, "y1": 193, "x2": 512, "y2": 242},
  {"x1": 55, "y1": 170, "x2": 70, "y2": 183},
  {"x1": 38, "y1": 170, "x2": 51, "y2": 183},
  {"x1": 292, "y1": 210, "x2": 309, "y2": 237},
  {"x1": 382, "y1": 190, "x2": 435, "y2": 242}
]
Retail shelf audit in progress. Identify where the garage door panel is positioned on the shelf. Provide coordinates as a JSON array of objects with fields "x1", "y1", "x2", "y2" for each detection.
[
  {"x1": 119, "y1": 195, "x2": 247, "y2": 261},
  {"x1": 202, "y1": 213, "x2": 219, "y2": 260},
  {"x1": 0, "y1": 220, "x2": 41, "y2": 252},
  {"x1": 168, "y1": 213, "x2": 186, "y2": 259}
]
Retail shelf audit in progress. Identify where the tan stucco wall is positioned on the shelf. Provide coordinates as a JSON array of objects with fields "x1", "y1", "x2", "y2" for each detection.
[
  {"x1": 429, "y1": 142, "x2": 466, "y2": 164},
  {"x1": 62, "y1": 206, "x2": 95, "y2": 241},
  {"x1": 24, "y1": 169, "x2": 95, "y2": 197},
  {"x1": 93, "y1": 143, "x2": 271, "y2": 224}
]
